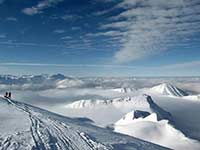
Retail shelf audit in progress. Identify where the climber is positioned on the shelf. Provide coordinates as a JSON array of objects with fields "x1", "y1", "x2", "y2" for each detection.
[
  {"x1": 8, "y1": 92, "x2": 11, "y2": 99},
  {"x1": 4, "y1": 91, "x2": 8, "y2": 98}
]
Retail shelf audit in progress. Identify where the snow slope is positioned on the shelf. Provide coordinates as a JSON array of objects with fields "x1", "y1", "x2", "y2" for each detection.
[
  {"x1": 63, "y1": 95, "x2": 173, "y2": 127},
  {"x1": 64, "y1": 95, "x2": 200, "y2": 149},
  {"x1": 111, "y1": 88, "x2": 135, "y2": 93},
  {"x1": 0, "y1": 97, "x2": 169, "y2": 150},
  {"x1": 65, "y1": 95, "x2": 155, "y2": 109},
  {"x1": 63, "y1": 95, "x2": 174, "y2": 127},
  {"x1": 56, "y1": 78, "x2": 84, "y2": 89},
  {"x1": 149, "y1": 83, "x2": 188, "y2": 97},
  {"x1": 65, "y1": 95, "x2": 173, "y2": 123},
  {"x1": 114, "y1": 112, "x2": 200, "y2": 150},
  {"x1": 182, "y1": 95, "x2": 200, "y2": 101}
]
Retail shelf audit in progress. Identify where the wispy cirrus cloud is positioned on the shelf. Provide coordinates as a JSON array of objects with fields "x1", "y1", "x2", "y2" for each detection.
[
  {"x1": 53, "y1": 29, "x2": 65, "y2": 34},
  {"x1": 93, "y1": 0, "x2": 200, "y2": 63},
  {"x1": 0, "y1": 34, "x2": 6, "y2": 38},
  {"x1": 0, "y1": 41, "x2": 65, "y2": 48},
  {"x1": 50, "y1": 14, "x2": 82, "y2": 21},
  {"x1": 22, "y1": 0, "x2": 64, "y2": 15},
  {"x1": 6, "y1": 17, "x2": 17, "y2": 22},
  {"x1": 0, "y1": 62, "x2": 140, "y2": 69},
  {"x1": 61, "y1": 36, "x2": 72, "y2": 40},
  {"x1": 61, "y1": 14, "x2": 82, "y2": 21},
  {"x1": 1, "y1": 60, "x2": 200, "y2": 71},
  {"x1": 162, "y1": 60, "x2": 200, "y2": 70},
  {"x1": 0, "y1": 40, "x2": 108, "y2": 55}
]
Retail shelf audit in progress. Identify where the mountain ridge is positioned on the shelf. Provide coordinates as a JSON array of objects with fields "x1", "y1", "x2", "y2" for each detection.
[
  {"x1": 0, "y1": 97, "x2": 169, "y2": 150},
  {"x1": 150, "y1": 83, "x2": 188, "y2": 97}
]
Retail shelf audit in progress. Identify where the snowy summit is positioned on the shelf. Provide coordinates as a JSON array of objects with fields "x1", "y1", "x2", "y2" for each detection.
[{"x1": 150, "y1": 83, "x2": 188, "y2": 97}]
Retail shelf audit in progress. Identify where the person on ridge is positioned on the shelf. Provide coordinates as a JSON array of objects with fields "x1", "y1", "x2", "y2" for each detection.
[
  {"x1": 8, "y1": 92, "x2": 11, "y2": 99},
  {"x1": 4, "y1": 91, "x2": 11, "y2": 99},
  {"x1": 4, "y1": 92, "x2": 8, "y2": 98}
]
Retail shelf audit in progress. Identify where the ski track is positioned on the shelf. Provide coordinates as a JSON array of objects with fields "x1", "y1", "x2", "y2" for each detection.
[{"x1": 0, "y1": 98, "x2": 108, "y2": 150}]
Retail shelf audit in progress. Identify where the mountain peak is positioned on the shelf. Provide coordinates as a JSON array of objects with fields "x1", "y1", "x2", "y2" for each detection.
[{"x1": 151, "y1": 83, "x2": 188, "y2": 97}]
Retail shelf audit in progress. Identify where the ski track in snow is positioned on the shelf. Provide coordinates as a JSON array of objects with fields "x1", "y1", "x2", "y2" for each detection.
[{"x1": 0, "y1": 98, "x2": 108, "y2": 150}]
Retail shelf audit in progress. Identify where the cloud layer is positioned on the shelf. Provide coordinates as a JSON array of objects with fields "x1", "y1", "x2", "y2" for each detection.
[
  {"x1": 1, "y1": 60, "x2": 200, "y2": 70},
  {"x1": 22, "y1": 0, "x2": 64, "y2": 15},
  {"x1": 97, "y1": 0, "x2": 200, "y2": 63}
]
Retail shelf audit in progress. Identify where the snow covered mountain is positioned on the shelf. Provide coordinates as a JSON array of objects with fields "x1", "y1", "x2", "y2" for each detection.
[
  {"x1": 0, "y1": 74, "x2": 87, "y2": 91},
  {"x1": 110, "y1": 95, "x2": 200, "y2": 150},
  {"x1": 56, "y1": 78, "x2": 84, "y2": 89},
  {"x1": 64, "y1": 95, "x2": 174, "y2": 127},
  {"x1": 67, "y1": 95, "x2": 171, "y2": 120},
  {"x1": 65, "y1": 96, "x2": 152, "y2": 109},
  {"x1": 111, "y1": 88, "x2": 135, "y2": 93},
  {"x1": 149, "y1": 83, "x2": 188, "y2": 97},
  {"x1": 114, "y1": 111, "x2": 200, "y2": 150},
  {"x1": 64, "y1": 95, "x2": 200, "y2": 149},
  {"x1": 65, "y1": 95, "x2": 172, "y2": 122},
  {"x1": 0, "y1": 97, "x2": 169, "y2": 150}
]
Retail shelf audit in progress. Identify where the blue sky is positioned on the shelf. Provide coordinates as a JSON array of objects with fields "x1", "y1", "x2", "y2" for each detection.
[{"x1": 0, "y1": 0, "x2": 200, "y2": 76}]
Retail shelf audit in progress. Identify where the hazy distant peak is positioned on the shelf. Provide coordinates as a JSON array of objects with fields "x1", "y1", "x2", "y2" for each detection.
[{"x1": 151, "y1": 83, "x2": 188, "y2": 97}]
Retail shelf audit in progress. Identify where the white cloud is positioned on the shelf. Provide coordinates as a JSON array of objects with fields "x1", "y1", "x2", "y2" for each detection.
[
  {"x1": 71, "y1": 27, "x2": 81, "y2": 31},
  {"x1": 49, "y1": 14, "x2": 82, "y2": 21},
  {"x1": 96, "y1": 0, "x2": 200, "y2": 63},
  {"x1": 89, "y1": 30, "x2": 124, "y2": 37},
  {"x1": 22, "y1": 7, "x2": 40, "y2": 16},
  {"x1": 61, "y1": 14, "x2": 82, "y2": 20},
  {"x1": 0, "y1": 60, "x2": 199, "y2": 77},
  {"x1": 162, "y1": 60, "x2": 200, "y2": 70},
  {"x1": 0, "y1": 34, "x2": 6, "y2": 38},
  {"x1": 22, "y1": 0, "x2": 64, "y2": 15},
  {"x1": 1, "y1": 60, "x2": 200, "y2": 70},
  {"x1": 6, "y1": 17, "x2": 17, "y2": 21},
  {"x1": 53, "y1": 29, "x2": 65, "y2": 34},
  {"x1": 0, "y1": 41, "x2": 65, "y2": 48},
  {"x1": 0, "y1": 62, "x2": 139, "y2": 68},
  {"x1": 61, "y1": 36, "x2": 72, "y2": 40}
]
